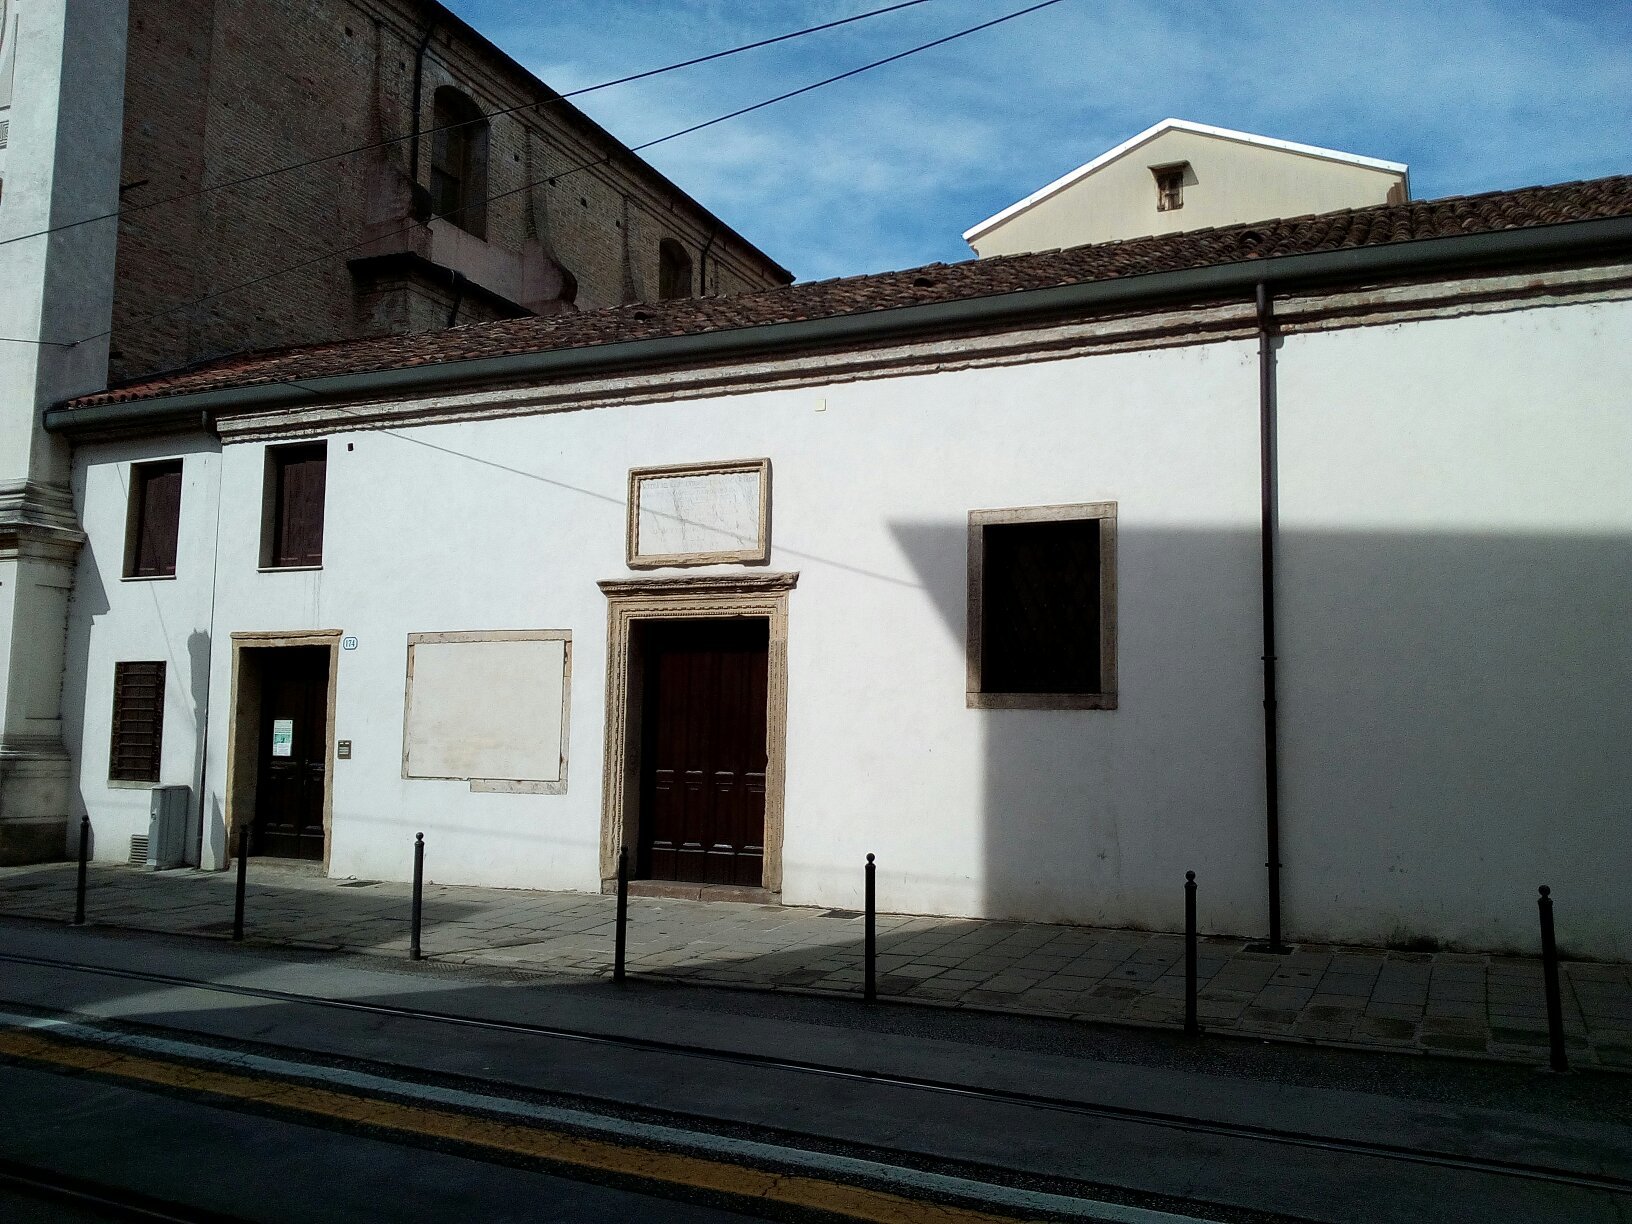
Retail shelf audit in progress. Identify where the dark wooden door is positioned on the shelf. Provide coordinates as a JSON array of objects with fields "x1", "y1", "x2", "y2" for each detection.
[
  {"x1": 639, "y1": 619, "x2": 769, "y2": 887},
  {"x1": 253, "y1": 647, "x2": 329, "y2": 860}
]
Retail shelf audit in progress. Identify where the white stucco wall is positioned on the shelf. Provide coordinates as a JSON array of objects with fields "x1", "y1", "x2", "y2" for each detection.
[
  {"x1": 1273, "y1": 306, "x2": 1632, "y2": 959},
  {"x1": 63, "y1": 293, "x2": 1632, "y2": 959},
  {"x1": 63, "y1": 435, "x2": 222, "y2": 863}
]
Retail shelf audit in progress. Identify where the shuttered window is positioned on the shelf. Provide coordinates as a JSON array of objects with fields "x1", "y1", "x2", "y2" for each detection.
[
  {"x1": 109, "y1": 661, "x2": 165, "y2": 782},
  {"x1": 126, "y1": 460, "x2": 183, "y2": 578},
  {"x1": 266, "y1": 443, "x2": 327, "y2": 568},
  {"x1": 968, "y1": 503, "x2": 1117, "y2": 710}
]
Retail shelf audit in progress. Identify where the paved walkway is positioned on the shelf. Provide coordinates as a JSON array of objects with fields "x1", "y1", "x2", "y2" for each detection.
[{"x1": 1, "y1": 861, "x2": 1627, "y2": 1070}]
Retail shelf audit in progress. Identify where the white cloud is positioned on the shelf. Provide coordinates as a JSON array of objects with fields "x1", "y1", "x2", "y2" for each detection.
[{"x1": 449, "y1": 0, "x2": 1631, "y2": 279}]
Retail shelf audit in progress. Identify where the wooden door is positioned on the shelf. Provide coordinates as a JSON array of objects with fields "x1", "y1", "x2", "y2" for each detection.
[
  {"x1": 252, "y1": 647, "x2": 330, "y2": 860},
  {"x1": 639, "y1": 619, "x2": 768, "y2": 887}
]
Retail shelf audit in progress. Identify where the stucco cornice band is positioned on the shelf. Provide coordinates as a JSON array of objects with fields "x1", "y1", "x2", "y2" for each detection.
[
  {"x1": 597, "y1": 572, "x2": 799, "y2": 598},
  {"x1": 46, "y1": 214, "x2": 1632, "y2": 439}
]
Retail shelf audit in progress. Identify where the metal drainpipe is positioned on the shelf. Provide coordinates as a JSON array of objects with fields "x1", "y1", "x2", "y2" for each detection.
[
  {"x1": 1256, "y1": 281, "x2": 1288, "y2": 953},
  {"x1": 407, "y1": 20, "x2": 439, "y2": 186}
]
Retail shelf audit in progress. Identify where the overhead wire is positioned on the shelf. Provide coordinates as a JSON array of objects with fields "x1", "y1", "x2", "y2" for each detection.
[
  {"x1": 20, "y1": 0, "x2": 1069, "y2": 351},
  {"x1": 0, "y1": 0, "x2": 937, "y2": 254}
]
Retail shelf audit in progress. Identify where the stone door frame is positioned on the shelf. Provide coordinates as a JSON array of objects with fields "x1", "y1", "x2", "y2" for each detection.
[{"x1": 597, "y1": 573, "x2": 795, "y2": 899}]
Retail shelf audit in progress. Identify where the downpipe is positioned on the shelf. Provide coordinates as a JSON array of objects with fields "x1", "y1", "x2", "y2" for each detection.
[{"x1": 1257, "y1": 282, "x2": 1288, "y2": 953}]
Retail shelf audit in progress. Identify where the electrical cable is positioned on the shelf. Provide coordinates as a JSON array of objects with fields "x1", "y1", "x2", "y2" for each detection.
[
  {"x1": 17, "y1": 0, "x2": 1068, "y2": 351},
  {"x1": 0, "y1": 0, "x2": 936, "y2": 254}
]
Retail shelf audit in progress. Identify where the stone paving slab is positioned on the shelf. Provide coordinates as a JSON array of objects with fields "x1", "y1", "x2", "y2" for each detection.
[{"x1": 1, "y1": 861, "x2": 1627, "y2": 1070}]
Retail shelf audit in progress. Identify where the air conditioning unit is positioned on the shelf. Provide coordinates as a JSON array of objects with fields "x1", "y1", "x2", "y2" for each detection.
[{"x1": 146, "y1": 785, "x2": 191, "y2": 870}]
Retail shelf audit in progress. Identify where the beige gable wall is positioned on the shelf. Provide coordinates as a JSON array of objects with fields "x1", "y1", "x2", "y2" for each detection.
[{"x1": 971, "y1": 128, "x2": 1406, "y2": 257}]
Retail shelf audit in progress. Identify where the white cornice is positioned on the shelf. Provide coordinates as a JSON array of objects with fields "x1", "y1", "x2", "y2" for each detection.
[{"x1": 206, "y1": 265, "x2": 1632, "y2": 445}]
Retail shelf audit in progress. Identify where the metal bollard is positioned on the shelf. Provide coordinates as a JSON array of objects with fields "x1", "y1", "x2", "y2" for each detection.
[
  {"x1": 232, "y1": 824, "x2": 249, "y2": 942},
  {"x1": 409, "y1": 832, "x2": 425, "y2": 961},
  {"x1": 1538, "y1": 886, "x2": 1568, "y2": 1073},
  {"x1": 1185, "y1": 870, "x2": 1199, "y2": 1037},
  {"x1": 613, "y1": 847, "x2": 629, "y2": 984},
  {"x1": 72, "y1": 815, "x2": 90, "y2": 926},
  {"x1": 864, "y1": 853, "x2": 877, "y2": 1003}
]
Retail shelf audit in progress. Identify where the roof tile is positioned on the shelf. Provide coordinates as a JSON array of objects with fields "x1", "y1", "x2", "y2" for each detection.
[{"x1": 65, "y1": 173, "x2": 1632, "y2": 411}]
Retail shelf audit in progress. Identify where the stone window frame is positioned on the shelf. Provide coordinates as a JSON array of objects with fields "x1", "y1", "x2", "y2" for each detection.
[
  {"x1": 401, "y1": 629, "x2": 573, "y2": 796},
  {"x1": 626, "y1": 457, "x2": 772, "y2": 570},
  {"x1": 966, "y1": 501, "x2": 1118, "y2": 710}
]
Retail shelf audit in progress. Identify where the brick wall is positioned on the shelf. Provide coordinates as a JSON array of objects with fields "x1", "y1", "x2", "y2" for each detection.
[{"x1": 110, "y1": 0, "x2": 791, "y2": 384}]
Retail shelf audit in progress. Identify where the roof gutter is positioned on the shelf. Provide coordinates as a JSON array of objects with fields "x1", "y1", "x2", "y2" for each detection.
[{"x1": 45, "y1": 214, "x2": 1632, "y2": 437}]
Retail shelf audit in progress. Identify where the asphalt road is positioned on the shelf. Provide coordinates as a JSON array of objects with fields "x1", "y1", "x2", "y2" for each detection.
[{"x1": 1, "y1": 918, "x2": 1627, "y2": 1223}]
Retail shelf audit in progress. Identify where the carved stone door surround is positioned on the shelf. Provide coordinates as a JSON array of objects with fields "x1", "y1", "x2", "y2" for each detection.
[{"x1": 597, "y1": 572, "x2": 795, "y2": 897}]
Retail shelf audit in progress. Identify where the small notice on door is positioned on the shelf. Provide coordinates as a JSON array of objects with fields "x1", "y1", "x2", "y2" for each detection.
[{"x1": 271, "y1": 719, "x2": 294, "y2": 757}]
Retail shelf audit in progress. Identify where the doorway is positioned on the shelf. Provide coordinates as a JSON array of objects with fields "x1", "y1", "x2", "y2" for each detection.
[
  {"x1": 598, "y1": 573, "x2": 794, "y2": 899},
  {"x1": 251, "y1": 646, "x2": 330, "y2": 859},
  {"x1": 638, "y1": 618, "x2": 768, "y2": 887},
  {"x1": 225, "y1": 631, "x2": 339, "y2": 867}
]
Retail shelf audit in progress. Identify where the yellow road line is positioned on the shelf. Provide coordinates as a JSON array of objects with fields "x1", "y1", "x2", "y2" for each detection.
[{"x1": 0, "y1": 1026, "x2": 1038, "y2": 1224}]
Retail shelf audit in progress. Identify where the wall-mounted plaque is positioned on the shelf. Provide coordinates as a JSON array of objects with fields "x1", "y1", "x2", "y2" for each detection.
[
  {"x1": 627, "y1": 458, "x2": 771, "y2": 569},
  {"x1": 402, "y1": 630, "x2": 571, "y2": 794}
]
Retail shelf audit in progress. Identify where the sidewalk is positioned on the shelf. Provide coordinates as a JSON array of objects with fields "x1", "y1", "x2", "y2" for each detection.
[{"x1": 2, "y1": 860, "x2": 1627, "y2": 1070}]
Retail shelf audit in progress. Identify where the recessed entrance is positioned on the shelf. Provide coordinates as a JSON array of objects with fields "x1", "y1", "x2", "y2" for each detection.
[
  {"x1": 639, "y1": 618, "x2": 768, "y2": 887},
  {"x1": 598, "y1": 573, "x2": 794, "y2": 900},
  {"x1": 251, "y1": 646, "x2": 330, "y2": 859},
  {"x1": 225, "y1": 631, "x2": 339, "y2": 868}
]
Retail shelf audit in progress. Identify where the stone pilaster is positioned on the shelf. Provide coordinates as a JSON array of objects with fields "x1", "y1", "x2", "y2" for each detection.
[{"x1": 0, "y1": 0, "x2": 128, "y2": 862}]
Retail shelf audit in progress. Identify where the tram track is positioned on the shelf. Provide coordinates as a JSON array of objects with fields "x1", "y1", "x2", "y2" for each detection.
[{"x1": 2, "y1": 947, "x2": 1627, "y2": 1204}]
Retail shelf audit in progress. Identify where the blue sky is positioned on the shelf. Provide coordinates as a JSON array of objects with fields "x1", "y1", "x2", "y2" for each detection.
[{"x1": 446, "y1": 0, "x2": 1631, "y2": 282}]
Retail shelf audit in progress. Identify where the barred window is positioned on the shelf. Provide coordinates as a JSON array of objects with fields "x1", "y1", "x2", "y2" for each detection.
[{"x1": 109, "y1": 661, "x2": 166, "y2": 783}]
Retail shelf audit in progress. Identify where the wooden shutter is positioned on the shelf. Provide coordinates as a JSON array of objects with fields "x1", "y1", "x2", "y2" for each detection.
[
  {"x1": 271, "y1": 443, "x2": 327, "y2": 567},
  {"x1": 109, "y1": 661, "x2": 166, "y2": 782},
  {"x1": 981, "y1": 519, "x2": 1101, "y2": 694},
  {"x1": 129, "y1": 460, "x2": 183, "y2": 577}
]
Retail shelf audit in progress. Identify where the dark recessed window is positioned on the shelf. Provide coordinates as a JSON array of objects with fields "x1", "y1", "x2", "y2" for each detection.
[
  {"x1": 658, "y1": 239, "x2": 693, "y2": 300},
  {"x1": 1154, "y1": 164, "x2": 1186, "y2": 212},
  {"x1": 263, "y1": 442, "x2": 327, "y2": 569},
  {"x1": 124, "y1": 459, "x2": 183, "y2": 578},
  {"x1": 430, "y1": 86, "x2": 489, "y2": 239},
  {"x1": 109, "y1": 661, "x2": 165, "y2": 783},
  {"x1": 967, "y1": 503, "x2": 1117, "y2": 710}
]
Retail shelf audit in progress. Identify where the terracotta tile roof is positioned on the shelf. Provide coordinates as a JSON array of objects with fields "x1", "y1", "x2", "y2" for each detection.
[{"x1": 67, "y1": 174, "x2": 1632, "y2": 410}]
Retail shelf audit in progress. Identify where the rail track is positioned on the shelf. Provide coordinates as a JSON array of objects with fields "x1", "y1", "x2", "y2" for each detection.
[{"x1": 1, "y1": 947, "x2": 1626, "y2": 1206}]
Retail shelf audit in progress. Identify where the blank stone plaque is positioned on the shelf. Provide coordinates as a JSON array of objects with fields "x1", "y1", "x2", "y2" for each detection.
[{"x1": 627, "y1": 459, "x2": 770, "y2": 567}]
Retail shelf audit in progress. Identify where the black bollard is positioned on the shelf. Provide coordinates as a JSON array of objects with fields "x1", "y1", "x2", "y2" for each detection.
[
  {"x1": 864, "y1": 853, "x2": 877, "y2": 1003},
  {"x1": 1185, "y1": 870, "x2": 1199, "y2": 1037},
  {"x1": 72, "y1": 815, "x2": 90, "y2": 926},
  {"x1": 410, "y1": 832, "x2": 425, "y2": 961},
  {"x1": 1538, "y1": 886, "x2": 1568, "y2": 1073},
  {"x1": 232, "y1": 824, "x2": 249, "y2": 942},
  {"x1": 613, "y1": 847, "x2": 629, "y2": 984}
]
